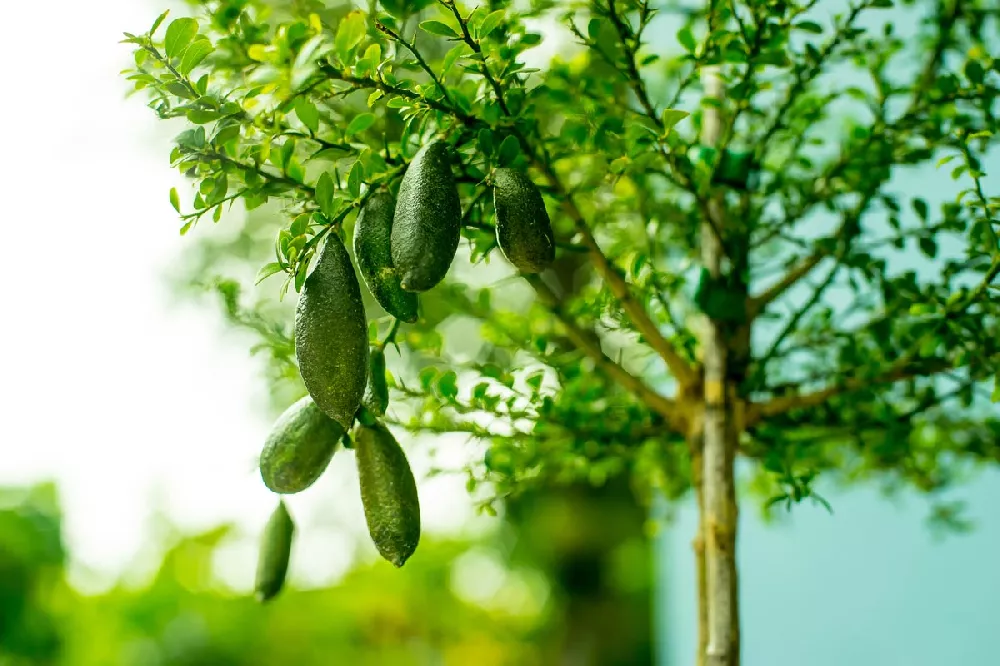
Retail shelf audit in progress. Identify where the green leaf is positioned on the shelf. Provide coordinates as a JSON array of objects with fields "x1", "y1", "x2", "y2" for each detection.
[
  {"x1": 451, "y1": 89, "x2": 472, "y2": 114},
  {"x1": 294, "y1": 256, "x2": 310, "y2": 292},
  {"x1": 348, "y1": 161, "x2": 363, "y2": 198},
  {"x1": 478, "y1": 128, "x2": 494, "y2": 156},
  {"x1": 334, "y1": 11, "x2": 367, "y2": 60},
  {"x1": 661, "y1": 109, "x2": 689, "y2": 132},
  {"x1": 209, "y1": 173, "x2": 228, "y2": 204},
  {"x1": 186, "y1": 108, "x2": 220, "y2": 124},
  {"x1": 442, "y1": 43, "x2": 471, "y2": 74},
  {"x1": 497, "y1": 135, "x2": 520, "y2": 166},
  {"x1": 912, "y1": 198, "x2": 929, "y2": 221},
  {"x1": 478, "y1": 11, "x2": 505, "y2": 39},
  {"x1": 437, "y1": 370, "x2": 459, "y2": 399},
  {"x1": 467, "y1": 4, "x2": 490, "y2": 35},
  {"x1": 587, "y1": 18, "x2": 602, "y2": 41},
  {"x1": 419, "y1": 366, "x2": 439, "y2": 389},
  {"x1": 165, "y1": 81, "x2": 195, "y2": 99},
  {"x1": 316, "y1": 172, "x2": 335, "y2": 216},
  {"x1": 290, "y1": 213, "x2": 311, "y2": 237},
  {"x1": 420, "y1": 21, "x2": 459, "y2": 38},
  {"x1": 255, "y1": 262, "x2": 285, "y2": 285},
  {"x1": 677, "y1": 27, "x2": 696, "y2": 52},
  {"x1": 179, "y1": 38, "x2": 213, "y2": 75},
  {"x1": 149, "y1": 10, "x2": 170, "y2": 37},
  {"x1": 346, "y1": 112, "x2": 376, "y2": 136},
  {"x1": 525, "y1": 371, "x2": 544, "y2": 393},
  {"x1": 164, "y1": 17, "x2": 198, "y2": 59},
  {"x1": 936, "y1": 154, "x2": 956, "y2": 169},
  {"x1": 281, "y1": 138, "x2": 297, "y2": 172},
  {"x1": 169, "y1": 187, "x2": 181, "y2": 213},
  {"x1": 794, "y1": 21, "x2": 823, "y2": 34},
  {"x1": 964, "y1": 60, "x2": 985, "y2": 85},
  {"x1": 295, "y1": 97, "x2": 320, "y2": 133}
]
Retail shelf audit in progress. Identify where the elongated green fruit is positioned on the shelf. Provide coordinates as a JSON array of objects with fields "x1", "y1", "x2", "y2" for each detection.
[
  {"x1": 354, "y1": 192, "x2": 419, "y2": 323},
  {"x1": 259, "y1": 396, "x2": 343, "y2": 494},
  {"x1": 355, "y1": 422, "x2": 421, "y2": 567},
  {"x1": 294, "y1": 232, "x2": 369, "y2": 429},
  {"x1": 255, "y1": 500, "x2": 294, "y2": 602},
  {"x1": 492, "y1": 168, "x2": 555, "y2": 273},
  {"x1": 391, "y1": 140, "x2": 461, "y2": 292},
  {"x1": 362, "y1": 347, "x2": 389, "y2": 416}
]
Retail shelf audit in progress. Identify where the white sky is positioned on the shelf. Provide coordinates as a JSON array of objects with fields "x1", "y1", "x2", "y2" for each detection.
[{"x1": 0, "y1": 0, "x2": 486, "y2": 591}]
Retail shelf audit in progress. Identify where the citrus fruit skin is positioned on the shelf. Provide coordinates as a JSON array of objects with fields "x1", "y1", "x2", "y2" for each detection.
[
  {"x1": 355, "y1": 422, "x2": 421, "y2": 567},
  {"x1": 391, "y1": 140, "x2": 462, "y2": 292},
  {"x1": 493, "y1": 168, "x2": 555, "y2": 274},
  {"x1": 354, "y1": 192, "x2": 419, "y2": 323},
  {"x1": 259, "y1": 396, "x2": 343, "y2": 494},
  {"x1": 255, "y1": 500, "x2": 295, "y2": 602},
  {"x1": 294, "y1": 232, "x2": 369, "y2": 430},
  {"x1": 362, "y1": 347, "x2": 389, "y2": 417}
]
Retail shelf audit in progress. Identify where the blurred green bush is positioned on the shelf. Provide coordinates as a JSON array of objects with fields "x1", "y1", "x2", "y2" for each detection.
[{"x1": 0, "y1": 482, "x2": 652, "y2": 666}]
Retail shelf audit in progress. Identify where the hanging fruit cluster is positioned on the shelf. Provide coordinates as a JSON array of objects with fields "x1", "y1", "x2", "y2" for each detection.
[{"x1": 253, "y1": 138, "x2": 555, "y2": 601}]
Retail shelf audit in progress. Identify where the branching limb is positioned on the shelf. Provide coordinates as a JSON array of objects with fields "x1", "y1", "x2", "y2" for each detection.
[
  {"x1": 524, "y1": 274, "x2": 681, "y2": 425},
  {"x1": 537, "y1": 177, "x2": 700, "y2": 388},
  {"x1": 755, "y1": 0, "x2": 874, "y2": 155},
  {"x1": 746, "y1": 252, "x2": 827, "y2": 319},
  {"x1": 749, "y1": 257, "x2": 1000, "y2": 424},
  {"x1": 440, "y1": 0, "x2": 699, "y2": 391},
  {"x1": 606, "y1": 0, "x2": 659, "y2": 122},
  {"x1": 747, "y1": 177, "x2": 880, "y2": 318},
  {"x1": 746, "y1": 262, "x2": 841, "y2": 390},
  {"x1": 316, "y1": 61, "x2": 479, "y2": 125},
  {"x1": 747, "y1": 358, "x2": 954, "y2": 425},
  {"x1": 569, "y1": 3, "x2": 725, "y2": 249},
  {"x1": 373, "y1": 18, "x2": 456, "y2": 110}
]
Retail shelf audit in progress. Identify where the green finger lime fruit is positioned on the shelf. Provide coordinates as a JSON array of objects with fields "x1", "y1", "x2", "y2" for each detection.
[
  {"x1": 362, "y1": 347, "x2": 389, "y2": 416},
  {"x1": 354, "y1": 422, "x2": 420, "y2": 567},
  {"x1": 354, "y1": 192, "x2": 419, "y2": 323},
  {"x1": 391, "y1": 140, "x2": 461, "y2": 292},
  {"x1": 259, "y1": 396, "x2": 343, "y2": 494},
  {"x1": 294, "y1": 232, "x2": 369, "y2": 429},
  {"x1": 492, "y1": 168, "x2": 555, "y2": 273},
  {"x1": 255, "y1": 500, "x2": 295, "y2": 602}
]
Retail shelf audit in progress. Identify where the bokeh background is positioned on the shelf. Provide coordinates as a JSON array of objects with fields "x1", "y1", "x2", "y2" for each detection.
[{"x1": 1, "y1": 1, "x2": 998, "y2": 665}]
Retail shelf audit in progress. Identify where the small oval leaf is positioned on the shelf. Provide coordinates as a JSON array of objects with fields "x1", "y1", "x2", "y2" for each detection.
[{"x1": 346, "y1": 112, "x2": 376, "y2": 136}]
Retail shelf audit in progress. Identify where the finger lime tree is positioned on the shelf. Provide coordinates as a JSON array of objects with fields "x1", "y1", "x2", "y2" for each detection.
[{"x1": 122, "y1": 0, "x2": 999, "y2": 663}]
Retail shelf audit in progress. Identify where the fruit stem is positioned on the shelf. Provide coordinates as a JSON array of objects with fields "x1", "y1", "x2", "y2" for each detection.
[{"x1": 376, "y1": 317, "x2": 402, "y2": 351}]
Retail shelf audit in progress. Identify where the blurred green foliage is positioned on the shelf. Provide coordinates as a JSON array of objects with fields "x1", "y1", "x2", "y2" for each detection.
[
  {"x1": 0, "y1": 482, "x2": 652, "y2": 666},
  {"x1": 0, "y1": 484, "x2": 65, "y2": 665}
]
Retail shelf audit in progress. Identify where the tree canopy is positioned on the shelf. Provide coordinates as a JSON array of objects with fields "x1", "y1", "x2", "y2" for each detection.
[{"x1": 122, "y1": 0, "x2": 999, "y2": 663}]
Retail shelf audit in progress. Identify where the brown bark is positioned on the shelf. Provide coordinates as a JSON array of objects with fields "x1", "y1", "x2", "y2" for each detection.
[
  {"x1": 691, "y1": 447, "x2": 708, "y2": 666},
  {"x1": 697, "y1": 66, "x2": 742, "y2": 666}
]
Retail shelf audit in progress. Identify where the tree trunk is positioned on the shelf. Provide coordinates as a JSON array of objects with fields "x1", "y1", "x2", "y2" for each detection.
[
  {"x1": 504, "y1": 480, "x2": 654, "y2": 666},
  {"x1": 696, "y1": 66, "x2": 742, "y2": 666},
  {"x1": 691, "y1": 448, "x2": 708, "y2": 666}
]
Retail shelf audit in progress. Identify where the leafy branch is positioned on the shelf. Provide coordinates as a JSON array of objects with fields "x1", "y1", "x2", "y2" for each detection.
[
  {"x1": 435, "y1": 0, "x2": 700, "y2": 391},
  {"x1": 749, "y1": 258, "x2": 1000, "y2": 424}
]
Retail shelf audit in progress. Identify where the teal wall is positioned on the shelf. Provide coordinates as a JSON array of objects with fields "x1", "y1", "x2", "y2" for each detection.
[{"x1": 656, "y1": 471, "x2": 1000, "y2": 665}]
